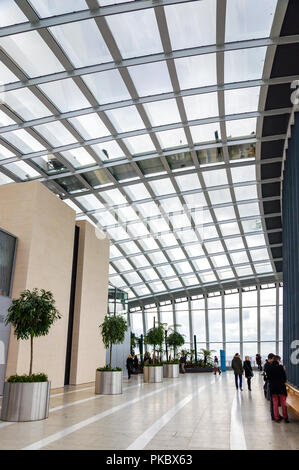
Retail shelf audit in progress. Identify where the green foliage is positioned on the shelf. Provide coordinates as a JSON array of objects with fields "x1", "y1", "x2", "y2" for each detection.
[
  {"x1": 100, "y1": 314, "x2": 128, "y2": 349},
  {"x1": 144, "y1": 324, "x2": 164, "y2": 348},
  {"x1": 162, "y1": 359, "x2": 179, "y2": 364},
  {"x1": 7, "y1": 373, "x2": 48, "y2": 383},
  {"x1": 166, "y1": 331, "x2": 185, "y2": 350},
  {"x1": 97, "y1": 366, "x2": 122, "y2": 372},
  {"x1": 5, "y1": 288, "x2": 61, "y2": 376},
  {"x1": 99, "y1": 314, "x2": 128, "y2": 368},
  {"x1": 199, "y1": 348, "x2": 215, "y2": 365},
  {"x1": 5, "y1": 289, "x2": 61, "y2": 340}
]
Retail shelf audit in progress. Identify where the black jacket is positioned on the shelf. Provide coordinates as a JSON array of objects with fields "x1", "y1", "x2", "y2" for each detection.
[
  {"x1": 126, "y1": 357, "x2": 134, "y2": 371},
  {"x1": 243, "y1": 360, "x2": 253, "y2": 378},
  {"x1": 266, "y1": 361, "x2": 287, "y2": 396}
]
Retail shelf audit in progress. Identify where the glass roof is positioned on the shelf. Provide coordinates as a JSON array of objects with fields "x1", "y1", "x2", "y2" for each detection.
[{"x1": 0, "y1": 0, "x2": 282, "y2": 302}]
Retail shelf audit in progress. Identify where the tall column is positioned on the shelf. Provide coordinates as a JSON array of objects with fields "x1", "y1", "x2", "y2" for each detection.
[
  {"x1": 0, "y1": 181, "x2": 75, "y2": 388},
  {"x1": 69, "y1": 220, "x2": 109, "y2": 385}
]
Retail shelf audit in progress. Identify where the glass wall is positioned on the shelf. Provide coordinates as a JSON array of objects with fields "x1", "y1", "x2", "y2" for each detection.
[{"x1": 129, "y1": 283, "x2": 283, "y2": 365}]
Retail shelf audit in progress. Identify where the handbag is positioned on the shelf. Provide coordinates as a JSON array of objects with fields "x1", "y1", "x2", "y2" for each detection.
[{"x1": 250, "y1": 370, "x2": 254, "y2": 377}]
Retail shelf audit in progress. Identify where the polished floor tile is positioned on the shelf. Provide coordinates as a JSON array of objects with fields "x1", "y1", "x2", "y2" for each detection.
[{"x1": 0, "y1": 372, "x2": 298, "y2": 450}]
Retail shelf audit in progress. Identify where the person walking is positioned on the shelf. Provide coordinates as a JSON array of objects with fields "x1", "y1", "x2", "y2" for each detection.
[
  {"x1": 133, "y1": 354, "x2": 139, "y2": 372},
  {"x1": 232, "y1": 353, "x2": 243, "y2": 390},
  {"x1": 263, "y1": 353, "x2": 277, "y2": 420},
  {"x1": 267, "y1": 355, "x2": 289, "y2": 423},
  {"x1": 243, "y1": 356, "x2": 253, "y2": 391},
  {"x1": 213, "y1": 356, "x2": 221, "y2": 375},
  {"x1": 126, "y1": 354, "x2": 134, "y2": 379},
  {"x1": 179, "y1": 352, "x2": 187, "y2": 374},
  {"x1": 256, "y1": 353, "x2": 262, "y2": 371}
]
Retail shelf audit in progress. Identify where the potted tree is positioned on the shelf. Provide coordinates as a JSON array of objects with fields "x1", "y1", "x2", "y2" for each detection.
[
  {"x1": 164, "y1": 330, "x2": 185, "y2": 378},
  {"x1": 143, "y1": 320, "x2": 164, "y2": 383},
  {"x1": 96, "y1": 314, "x2": 128, "y2": 395},
  {"x1": 1, "y1": 288, "x2": 61, "y2": 422}
]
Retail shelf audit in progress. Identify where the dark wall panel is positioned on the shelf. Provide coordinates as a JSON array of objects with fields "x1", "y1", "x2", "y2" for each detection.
[{"x1": 282, "y1": 112, "x2": 299, "y2": 389}]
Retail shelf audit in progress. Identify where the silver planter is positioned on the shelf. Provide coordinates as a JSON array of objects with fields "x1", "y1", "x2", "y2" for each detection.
[
  {"x1": 163, "y1": 363, "x2": 179, "y2": 378},
  {"x1": 143, "y1": 365, "x2": 163, "y2": 383},
  {"x1": 95, "y1": 370, "x2": 122, "y2": 395},
  {"x1": 1, "y1": 381, "x2": 51, "y2": 422}
]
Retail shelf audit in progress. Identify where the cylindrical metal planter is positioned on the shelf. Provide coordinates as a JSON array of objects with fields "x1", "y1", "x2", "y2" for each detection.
[
  {"x1": 143, "y1": 365, "x2": 163, "y2": 383},
  {"x1": 163, "y1": 363, "x2": 179, "y2": 378},
  {"x1": 95, "y1": 370, "x2": 122, "y2": 395},
  {"x1": 1, "y1": 381, "x2": 51, "y2": 422}
]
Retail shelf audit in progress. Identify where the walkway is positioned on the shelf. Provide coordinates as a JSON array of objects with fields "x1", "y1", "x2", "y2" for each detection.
[{"x1": 0, "y1": 372, "x2": 298, "y2": 450}]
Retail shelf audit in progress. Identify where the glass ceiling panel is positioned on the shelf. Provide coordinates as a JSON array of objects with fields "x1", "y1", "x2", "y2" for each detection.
[
  {"x1": 0, "y1": 144, "x2": 15, "y2": 160},
  {"x1": 50, "y1": 20, "x2": 112, "y2": 68},
  {"x1": 0, "y1": 173, "x2": 13, "y2": 185},
  {"x1": 128, "y1": 61, "x2": 173, "y2": 97},
  {"x1": 82, "y1": 70, "x2": 131, "y2": 104},
  {"x1": 214, "y1": 206, "x2": 236, "y2": 222},
  {"x1": 175, "y1": 173, "x2": 200, "y2": 192},
  {"x1": 225, "y1": 87, "x2": 260, "y2": 115},
  {"x1": 203, "y1": 169, "x2": 228, "y2": 187},
  {"x1": 226, "y1": 118, "x2": 257, "y2": 140},
  {"x1": 225, "y1": 237, "x2": 245, "y2": 251},
  {"x1": 124, "y1": 182, "x2": 151, "y2": 201},
  {"x1": 106, "y1": 9, "x2": 163, "y2": 59},
  {"x1": 225, "y1": 0, "x2": 277, "y2": 42},
  {"x1": 0, "y1": 111, "x2": 15, "y2": 127},
  {"x1": 105, "y1": 106, "x2": 145, "y2": 133},
  {"x1": 76, "y1": 194, "x2": 104, "y2": 211},
  {"x1": 183, "y1": 93, "x2": 219, "y2": 121},
  {"x1": 39, "y1": 79, "x2": 90, "y2": 113},
  {"x1": 0, "y1": 1, "x2": 279, "y2": 302},
  {"x1": 3, "y1": 129, "x2": 45, "y2": 153},
  {"x1": 156, "y1": 128, "x2": 188, "y2": 150},
  {"x1": 1, "y1": 88, "x2": 51, "y2": 121},
  {"x1": 165, "y1": 0, "x2": 216, "y2": 50},
  {"x1": 61, "y1": 148, "x2": 95, "y2": 169},
  {"x1": 234, "y1": 184, "x2": 258, "y2": 201},
  {"x1": 149, "y1": 179, "x2": 176, "y2": 197},
  {"x1": 92, "y1": 141, "x2": 125, "y2": 162},
  {"x1": 190, "y1": 123, "x2": 221, "y2": 145},
  {"x1": 144, "y1": 99, "x2": 181, "y2": 127},
  {"x1": 175, "y1": 54, "x2": 217, "y2": 90},
  {"x1": 4, "y1": 160, "x2": 40, "y2": 180},
  {"x1": 101, "y1": 188, "x2": 127, "y2": 206},
  {"x1": 123, "y1": 135, "x2": 155, "y2": 155},
  {"x1": 0, "y1": 31, "x2": 64, "y2": 77},
  {"x1": 30, "y1": 0, "x2": 88, "y2": 17},
  {"x1": 34, "y1": 121, "x2": 77, "y2": 147},
  {"x1": 231, "y1": 165, "x2": 256, "y2": 183},
  {"x1": 0, "y1": 61, "x2": 17, "y2": 86},
  {"x1": 209, "y1": 188, "x2": 232, "y2": 205},
  {"x1": 68, "y1": 114, "x2": 110, "y2": 140},
  {"x1": 224, "y1": 47, "x2": 267, "y2": 83},
  {"x1": 0, "y1": 0, "x2": 27, "y2": 27}
]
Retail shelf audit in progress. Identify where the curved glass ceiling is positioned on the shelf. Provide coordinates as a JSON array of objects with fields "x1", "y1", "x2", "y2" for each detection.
[{"x1": 0, "y1": 0, "x2": 283, "y2": 302}]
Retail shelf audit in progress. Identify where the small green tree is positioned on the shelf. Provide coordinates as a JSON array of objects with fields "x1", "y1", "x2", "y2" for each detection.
[
  {"x1": 166, "y1": 331, "x2": 185, "y2": 359},
  {"x1": 200, "y1": 348, "x2": 216, "y2": 366},
  {"x1": 144, "y1": 322, "x2": 164, "y2": 364},
  {"x1": 100, "y1": 314, "x2": 128, "y2": 368},
  {"x1": 5, "y1": 288, "x2": 61, "y2": 376}
]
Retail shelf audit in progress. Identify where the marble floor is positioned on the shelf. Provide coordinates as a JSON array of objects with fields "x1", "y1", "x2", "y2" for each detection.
[{"x1": 0, "y1": 372, "x2": 298, "y2": 450}]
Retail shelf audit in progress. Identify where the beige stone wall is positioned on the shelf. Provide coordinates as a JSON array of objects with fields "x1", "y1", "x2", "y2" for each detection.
[
  {"x1": 0, "y1": 181, "x2": 75, "y2": 388},
  {"x1": 69, "y1": 220, "x2": 110, "y2": 385}
]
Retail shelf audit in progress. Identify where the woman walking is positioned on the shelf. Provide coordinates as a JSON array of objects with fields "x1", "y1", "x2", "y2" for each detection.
[
  {"x1": 213, "y1": 356, "x2": 221, "y2": 375},
  {"x1": 126, "y1": 354, "x2": 134, "y2": 379},
  {"x1": 243, "y1": 356, "x2": 253, "y2": 391},
  {"x1": 232, "y1": 353, "x2": 243, "y2": 390}
]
